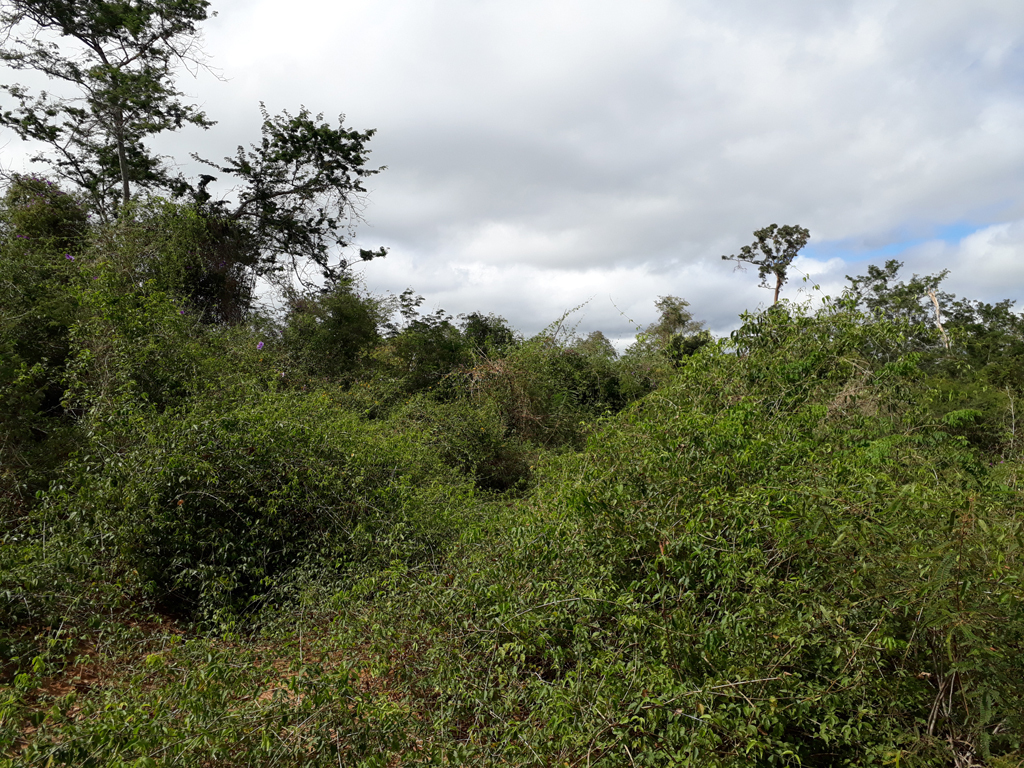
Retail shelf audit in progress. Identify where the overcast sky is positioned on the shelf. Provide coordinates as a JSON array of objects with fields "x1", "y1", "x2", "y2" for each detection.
[{"x1": 5, "y1": 0, "x2": 1024, "y2": 343}]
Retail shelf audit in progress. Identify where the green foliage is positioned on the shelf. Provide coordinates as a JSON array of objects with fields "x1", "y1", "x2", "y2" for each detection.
[
  {"x1": 948, "y1": 298, "x2": 1024, "y2": 384},
  {"x1": 393, "y1": 396, "x2": 532, "y2": 492},
  {"x1": 379, "y1": 291, "x2": 472, "y2": 396},
  {"x1": 844, "y1": 259, "x2": 954, "y2": 359},
  {"x1": 89, "y1": 196, "x2": 254, "y2": 322},
  {"x1": 624, "y1": 295, "x2": 711, "y2": 375},
  {"x1": 0, "y1": 0, "x2": 214, "y2": 216},
  {"x1": 44, "y1": 389, "x2": 476, "y2": 627},
  {"x1": 341, "y1": 301, "x2": 1024, "y2": 766},
  {"x1": 665, "y1": 327, "x2": 713, "y2": 362},
  {"x1": 0, "y1": 521, "x2": 141, "y2": 690},
  {"x1": 647, "y1": 295, "x2": 705, "y2": 344},
  {"x1": 467, "y1": 333, "x2": 655, "y2": 449},
  {"x1": 281, "y1": 278, "x2": 383, "y2": 379},
  {"x1": 3, "y1": 193, "x2": 1023, "y2": 768},
  {"x1": 1, "y1": 622, "x2": 433, "y2": 766},
  {"x1": 843, "y1": 260, "x2": 1024, "y2": 454},
  {"x1": 0, "y1": 175, "x2": 88, "y2": 510},
  {"x1": 65, "y1": 275, "x2": 214, "y2": 414},
  {"x1": 390, "y1": 319, "x2": 469, "y2": 395},
  {"x1": 0, "y1": 174, "x2": 89, "y2": 251},
  {"x1": 195, "y1": 105, "x2": 386, "y2": 280},
  {"x1": 847, "y1": 258, "x2": 949, "y2": 327},
  {"x1": 571, "y1": 329, "x2": 617, "y2": 358},
  {"x1": 723, "y1": 223, "x2": 810, "y2": 304},
  {"x1": 55, "y1": 197, "x2": 267, "y2": 419},
  {"x1": 460, "y1": 311, "x2": 519, "y2": 357},
  {"x1": 0, "y1": 175, "x2": 87, "y2": 367}
]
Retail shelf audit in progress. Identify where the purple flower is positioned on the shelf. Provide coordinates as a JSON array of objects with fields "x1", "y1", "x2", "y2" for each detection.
[
  {"x1": 257, "y1": 342, "x2": 264, "y2": 351},
  {"x1": 180, "y1": 310, "x2": 185, "y2": 315},
  {"x1": 65, "y1": 254, "x2": 74, "y2": 261}
]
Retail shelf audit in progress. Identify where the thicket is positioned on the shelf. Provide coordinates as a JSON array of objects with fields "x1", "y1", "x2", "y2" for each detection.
[{"x1": 1, "y1": 174, "x2": 1022, "y2": 766}]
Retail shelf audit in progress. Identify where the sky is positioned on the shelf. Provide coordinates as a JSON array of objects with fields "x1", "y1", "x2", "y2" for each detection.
[{"x1": 4, "y1": 0, "x2": 1024, "y2": 344}]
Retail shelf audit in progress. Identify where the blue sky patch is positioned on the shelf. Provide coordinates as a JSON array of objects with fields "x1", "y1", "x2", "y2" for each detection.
[{"x1": 805, "y1": 222, "x2": 983, "y2": 265}]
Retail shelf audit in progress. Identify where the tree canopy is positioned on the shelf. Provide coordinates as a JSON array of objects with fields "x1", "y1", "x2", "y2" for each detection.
[
  {"x1": 1, "y1": 2, "x2": 390, "y2": 300},
  {"x1": 193, "y1": 105, "x2": 386, "y2": 282},
  {"x1": 722, "y1": 223, "x2": 810, "y2": 304},
  {"x1": 0, "y1": 0, "x2": 214, "y2": 218}
]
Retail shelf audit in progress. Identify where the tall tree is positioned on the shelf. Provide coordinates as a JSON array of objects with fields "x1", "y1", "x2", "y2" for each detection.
[
  {"x1": 722, "y1": 224, "x2": 810, "y2": 304},
  {"x1": 845, "y1": 259, "x2": 950, "y2": 326},
  {"x1": 0, "y1": 0, "x2": 214, "y2": 218},
  {"x1": 194, "y1": 105, "x2": 387, "y2": 282}
]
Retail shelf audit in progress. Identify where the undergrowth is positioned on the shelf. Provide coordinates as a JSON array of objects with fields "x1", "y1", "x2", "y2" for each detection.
[{"x1": 2, "y1": 179, "x2": 1023, "y2": 765}]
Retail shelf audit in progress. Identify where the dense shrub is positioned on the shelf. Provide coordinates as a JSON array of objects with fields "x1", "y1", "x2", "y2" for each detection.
[
  {"x1": 393, "y1": 395, "x2": 533, "y2": 492},
  {"x1": 65, "y1": 279, "x2": 221, "y2": 415},
  {"x1": 350, "y1": 301, "x2": 1024, "y2": 766},
  {"x1": 44, "y1": 390, "x2": 476, "y2": 627},
  {"x1": 5, "y1": 202, "x2": 1024, "y2": 768},
  {"x1": 0, "y1": 176, "x2": 89, "y2": 511},
  {"x1": 281, "y1": 278, "x2": 383, "y2": 379},
  {"x1": 90, "y1": 197, "x2": 254, "y2": 323},
  {"x1": 460, "y1": 311, "x2": 520, "y2": 357},
  {"x1": 0, "y1": 174, "x2": 89, "y2": 253},
  {"x1": 466, "y1": 335, "x2": 655, "y2": 448},
  {"x1": 387, "y1": 317, "x2": 472, "y2": 395}
]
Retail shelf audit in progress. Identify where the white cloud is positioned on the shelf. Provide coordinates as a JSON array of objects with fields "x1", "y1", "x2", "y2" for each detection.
[
  {"x1": 4, "y1": 0, "x2": 1024, "y2": 338},
  {"x1": 897, "y1": 220, "x2": 1024, "y2": 305}
]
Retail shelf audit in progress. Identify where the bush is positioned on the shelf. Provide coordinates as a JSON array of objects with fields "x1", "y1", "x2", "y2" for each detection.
[
  {"x1": 44, "y1": 390, "x2": 476, "y2": 627},
  {"x1": 388, "y1": 318, "x2": 472, "y2": 395},
  {"x1": 393, "y1": 395, "x2": 533, "y2": 492},
  {"x1": 0, "y1": 176, "x2": 89, "y2": 512},
  {"x1": 90, "y1": 197, "x2": 254, "y2": 323},
  {"x1": 466, "y1": 335, "x2": 655, "y2": 448},
  {"x1": 281, "y1": 278, "x2": 382, "y2": 379},
  {"x1": 459, "y1": 311, "x2": 519, "y2": 357},
  {"x1": 356, "y1": 301, "x2": 1024, "y2": 766},
  {"x1": 65, "y1": 279, "x2": 222, "y2": 415},
  {"x1": 0, "y1": 174, "x2": 88, "y2": 253}
]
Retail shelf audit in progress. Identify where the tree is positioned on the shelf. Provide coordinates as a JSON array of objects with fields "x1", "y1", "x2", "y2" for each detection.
[
  {"x1": 625, "y1": 295, "x2": 705, "y2": 359},
  {"x1": 459, "y1": 312, "x2": 518, "y2": 357},
  {"x1": 281, "y1": 277, "x2": 383, "y2": 378},
  {"x1": 572, "y1": 330, "x2": 617, "y2": 359},
  {"x1": 0, "y1": 5, "x2": 388, "y2": 282},
  {"x1": 723, "y1": 224, "x2": 810, "y2": 304},
  {"x1": 637, "y1": 296, "x2": 709, "y2": 366},
  {"x1": 193, "y1": 105, "x2": 387, "y2": 282},
  {"x1": 0, "y1": 0, "x2": 214, "y2": 219},
  {"x1": 845, "y1": 259, "x2": 950, "y2": 326},
  {"x1": 845, "y1": 259, "x2": 1024, "y2": 376},
  {"x1": 646, "y1": 295, "x2": 704, "y2": 345},
  {"x1": 379, "y1": 291, "x2": 470, "y2": 394}
]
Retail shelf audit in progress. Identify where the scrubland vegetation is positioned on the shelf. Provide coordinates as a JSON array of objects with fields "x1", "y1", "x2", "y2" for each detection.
[
  {"x1": 1, "y1": 172, "x2": 1023, "y2": 767},
  {"x1": 1, "y1": 2, "x2": 1023, "y2": 763}
]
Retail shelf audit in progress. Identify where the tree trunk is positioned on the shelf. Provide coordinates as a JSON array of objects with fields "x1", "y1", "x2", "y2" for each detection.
[{"x1": 114, "y1": 108, "x2": 130, "y2": 208}]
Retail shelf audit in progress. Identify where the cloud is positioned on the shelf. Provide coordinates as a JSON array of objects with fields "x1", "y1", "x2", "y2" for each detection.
[
  {"x1": 4, "y1": 0, "x2": 1024, "y2": 339},
  {"x1": 896, "y1": 220, "x2": 1024, "y2": 305}
]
